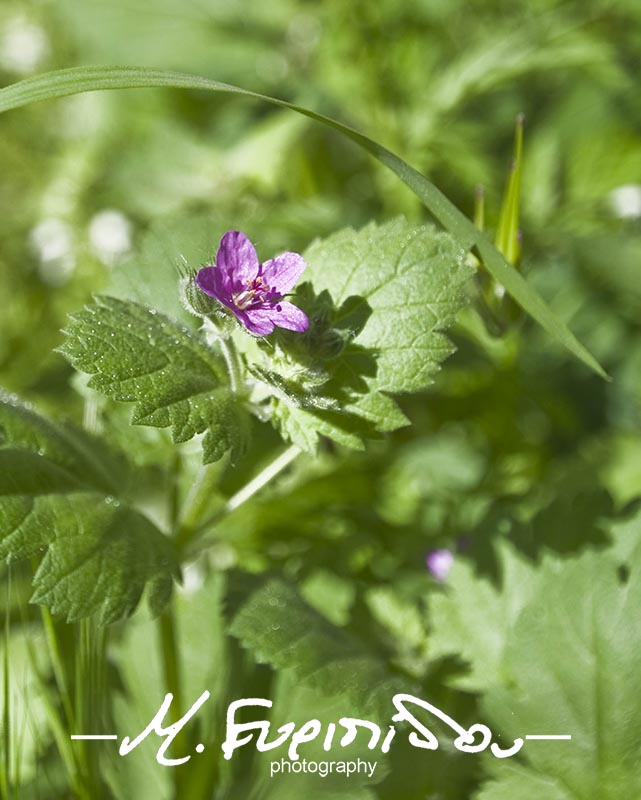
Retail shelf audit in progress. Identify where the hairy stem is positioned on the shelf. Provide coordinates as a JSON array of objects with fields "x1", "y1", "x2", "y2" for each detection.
[
  {"x1": 218, "y1": 336, "x2": 244, "y2": 396},
  {"x1": 201, "y1": 317, "x2": 245, "y2": 396}
]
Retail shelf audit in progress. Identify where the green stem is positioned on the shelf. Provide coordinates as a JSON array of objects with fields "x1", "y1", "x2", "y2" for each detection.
[
  {"x1": 225, "y1": 444, "x2": 301, "y2": 513},
  {"x1": 156, "y1": 451, "x2": 187, "y2": 797},
  {"x1": 40, "y1": 607, "x2": 75, "y2": 731},
  {"x1": 201, "y1": 317, "x2": 245, "y2": 396},
  {"x1": 158, "y1": 607, "x2": 182, "y2": 720},
  {"x1": 178, "y1": 444, "x2": 302, "y2": 555},
  {"x1": 176, "y1": 462, "x2": 222, "y2": 545},
  {"x1": 75, "y1": 620, "x2": 108, "y2": 798},
  {"x1": 167, "y1": 451, "x2": 182, "y2": 532}
]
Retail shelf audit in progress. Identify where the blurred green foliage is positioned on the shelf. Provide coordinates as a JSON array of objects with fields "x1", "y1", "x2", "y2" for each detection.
[{"x1": 2, "y1": 0, "x2": 641, "y2": 798}]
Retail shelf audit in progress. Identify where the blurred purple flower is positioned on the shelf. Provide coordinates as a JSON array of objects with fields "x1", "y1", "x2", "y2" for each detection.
[
  {"x1": 195, "y1": 230, "x2": 309, "y2": 335},
  {"x1": 426, "y1": 549, "x2": 454, "y2": 582}
]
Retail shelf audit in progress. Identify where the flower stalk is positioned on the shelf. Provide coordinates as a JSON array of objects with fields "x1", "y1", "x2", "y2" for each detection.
[{"x1": 176, "y1": 444, "x2": 301, "y2": 556}]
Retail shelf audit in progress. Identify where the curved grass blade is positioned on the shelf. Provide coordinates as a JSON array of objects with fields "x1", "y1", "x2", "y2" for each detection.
[{"x1": 0, "y1": 66, "x2": 607, "y2": 378}]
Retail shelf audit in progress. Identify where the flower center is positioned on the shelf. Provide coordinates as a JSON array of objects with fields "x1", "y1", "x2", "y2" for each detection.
[{"x1": 233, "y1": 277, "x2": 280, "y2": 310}]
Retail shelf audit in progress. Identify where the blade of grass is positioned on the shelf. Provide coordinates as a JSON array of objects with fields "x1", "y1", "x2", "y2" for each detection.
[
  {"x1": 39, "y1": 607, "x2": 75, "y2": 732},
  {"x1": 496, "y1": 113, "x2": 524, "y2": 265},
  {"x1": 21, "y1": 630, "x2": 82, "y2": 796},
  {"x1": 1, "y1": 573, "x2": 10, "y2": 800},
  {"x1": 11, "y1": 696, "x2": 28, "y2": 800},
  {"x1": 474, "y1": 184, "x2": 486, "y2": 232},
  {"x1": 0, "y1": 66, "x2": 608, "y2": 378},
  {"x1": 75, "y1": 620, "x2": 108, "y2": 799}
]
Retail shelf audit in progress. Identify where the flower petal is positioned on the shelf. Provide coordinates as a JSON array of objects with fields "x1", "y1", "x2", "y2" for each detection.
[
  {"x1": 241, "y1": 309, "x2": 276, "y2": 335},
  {"x1": 195, "y1": 266, "x2": 226, "y2": 300},
  {"x1": 260, "y1": 252, "x2": 307, "y2": 295},
  {"x1": 272, "y1": 301, "x2": 309, "y2": 332},
  {"x1": 216, "y1": 230, "x2": 259, "y2": 287}
]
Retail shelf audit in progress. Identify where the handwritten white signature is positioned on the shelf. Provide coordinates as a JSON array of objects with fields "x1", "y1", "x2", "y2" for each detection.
[{"x1": 71, "y1": 692, "x2": 571, "y2": 766}]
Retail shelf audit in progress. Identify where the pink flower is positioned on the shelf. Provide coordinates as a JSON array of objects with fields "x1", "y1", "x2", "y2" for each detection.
[
  {"x1": 426, "y1": 549, "x2": 454, "y2": 582},
  {"x1": 195, "y1": 231, "x2": 309, "y2": 335}
]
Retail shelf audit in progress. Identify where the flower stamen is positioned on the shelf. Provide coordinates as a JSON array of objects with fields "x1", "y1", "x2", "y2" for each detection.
[{"x1": 233, "y1": 277, "x2": 282, "y2": 310}]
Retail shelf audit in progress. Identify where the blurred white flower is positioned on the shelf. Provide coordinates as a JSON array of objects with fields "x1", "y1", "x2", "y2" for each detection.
[
  {"x1": 287, "y1": 13, "x2": 321, "y2": 60},
  {"x1": 88, "y1": 209, "x2": 132, "y2": 267},
  {"x1": 30, "y1": 218, "x2": 75, "y2": 286},
  {"x1": 255, "y1": 51, "x2": 289, "y2": 82},
  {"x1": 180, "y1": 561, "x2": 206, "y2": 595},
  {"x1": 609, "y1": 184, "x2": 641, "y2": 219},
  {"x1": 58, "y1": 93, "x2": 109, "y2": 139},
  {"x1": 0, "y1": 16, "x2": 49, "y2": 75}
]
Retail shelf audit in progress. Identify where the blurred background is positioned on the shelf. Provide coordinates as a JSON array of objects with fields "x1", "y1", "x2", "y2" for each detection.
[
  {"x1": 2, "y1": 0, "x2": 640, "y2": 401},
  {"x1": 2, "y1": 1, "x2": 641, "y2": 798}
]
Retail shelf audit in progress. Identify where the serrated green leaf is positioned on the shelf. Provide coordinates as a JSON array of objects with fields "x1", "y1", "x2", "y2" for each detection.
[
  {"x1": 345, "y1": 391, "x2": 410, "y2": 433},
  {"x1": 477, "y1": 543, "x2": 641, "y2": 800},
  {"x1": 254, "y1": 219, "x2": 470, "y2": 451},
  {"x1": 429, "y1": 539, "x2": 641, "y2": 799},
  {"x1": 475, "y1": 766, "x2": 575, "y2": 800},
  {"x1": 58, "y1": 295, "x2": 248, "y2": 464},
  {"x1": 304, "y1": 218, "x2": 473, "y2": 394},
  {"x1": 0, "y1": 391, "x2": 127, "y2": 497},
  {"x1": 0, "y1": 396, "x2": 178, "y2": 623},
  {"x1": 227, "y1": 572, "x2": 477, "y2": 799},
  {"x1": 270, "y1": 401, "x2": 368, "y2": 453},
  {"x1": 427, "y1": 544, "x2": 542, "y2": 692},
  {"x1": 228, "y1": 576, "x2": 404, "y2": 719},
  {"x1": 29, "y1": 495, "x2": 176, "y2": 624}
]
